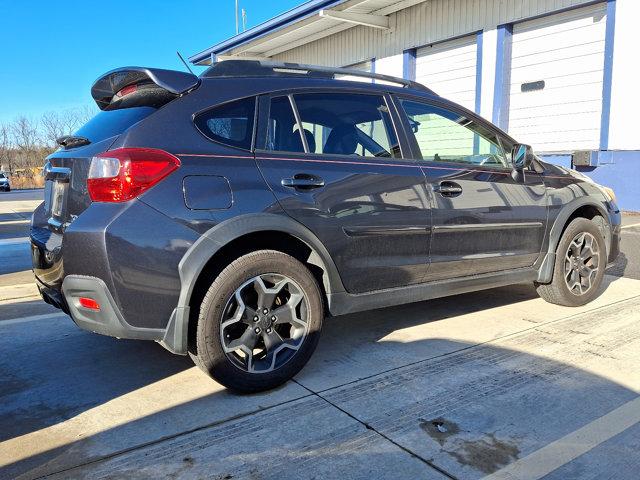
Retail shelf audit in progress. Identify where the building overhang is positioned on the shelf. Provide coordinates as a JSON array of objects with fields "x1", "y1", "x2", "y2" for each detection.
[{"x1": 189, "y1": 0, "x2": 427, "y2": 65}]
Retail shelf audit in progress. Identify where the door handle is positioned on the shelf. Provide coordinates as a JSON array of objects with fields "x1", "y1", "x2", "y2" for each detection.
[
  {"x1": 281, "y1": 174, "x2": 325, "y2": 190},
  {"x1": 434, "y1": 181, "x2": 463, "y2": 197}
]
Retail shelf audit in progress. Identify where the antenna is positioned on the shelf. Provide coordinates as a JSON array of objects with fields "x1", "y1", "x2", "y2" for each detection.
[
  {"x1": 176, "y1": 51, "x2": 195, "y2": 75},
  {"x1": 235, "y1": 0, "x2": 239, "y2": 34},
  {"x1": 242, "y1": 8, "x2": 247, "y2": 31}
]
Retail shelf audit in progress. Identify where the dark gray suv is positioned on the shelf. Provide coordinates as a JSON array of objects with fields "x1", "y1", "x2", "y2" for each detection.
[{"x1": 31, "y1": 61, "x2": 621, "y2": 392}]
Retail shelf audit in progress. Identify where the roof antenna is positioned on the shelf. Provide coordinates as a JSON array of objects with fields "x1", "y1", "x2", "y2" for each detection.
[{"x1": 176, "y1": 51, "x2": 195, "y2": 75}]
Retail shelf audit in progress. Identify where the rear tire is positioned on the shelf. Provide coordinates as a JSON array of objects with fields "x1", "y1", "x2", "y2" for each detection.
[
  {"x1": 193, "y1": 250, "x2": 323, "y2": 393},
  {"x1": 536, "y1": 217, "x2": 606, "y2": 307}
]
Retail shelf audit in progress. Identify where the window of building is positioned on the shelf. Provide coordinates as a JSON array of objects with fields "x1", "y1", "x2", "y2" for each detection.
[
  {"x1": 194, "y1": 97, "x2": 256, "y2": 150},
  {"x1": 399, "y1": 99, "x2": 508, "y2": 168}
]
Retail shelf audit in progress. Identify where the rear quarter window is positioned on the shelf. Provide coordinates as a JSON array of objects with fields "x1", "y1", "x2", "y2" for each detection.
[{"x1": 193, "y1": 97, "x2": 256, "y2": 151}]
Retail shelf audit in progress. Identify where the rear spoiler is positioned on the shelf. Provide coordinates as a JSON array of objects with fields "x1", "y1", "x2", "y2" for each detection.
[{"x1": 91, "y1": 67, "x2": 200, "y2": 110}]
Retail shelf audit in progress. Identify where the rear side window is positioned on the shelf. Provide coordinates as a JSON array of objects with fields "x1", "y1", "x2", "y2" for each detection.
[
  {"x1": 265, "y1": 96, "x2": 305, "y2": 153},
  {"x1": 264, "y1": 92, "x2": 400, "y2": 158},
  {"x1": 194, "y1": 97, "x2": 256, "y2": 150}
]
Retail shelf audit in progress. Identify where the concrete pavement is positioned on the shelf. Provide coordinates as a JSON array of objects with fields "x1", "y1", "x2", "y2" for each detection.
[{"x1": 1, "y1": 192, "x2": 640, "y2": 479}]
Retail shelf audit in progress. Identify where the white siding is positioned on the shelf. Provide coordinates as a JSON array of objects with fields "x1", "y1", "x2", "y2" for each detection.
[
  {"x1": 416, "y1": 35, "x2": 477, "y2": 111},
  {"x1": 479, "y1": 28, "x2": 498, "y2": 120},
  {"x1": 272, "y1": 0, "x2": 596, "y2": 69},
  {"x1": 508, "y1": 3, "x2": 607, "y2": 153},
  {"x1": 375, "y1": 53, "x2": 403, "y2": 77},
  {"x1": 609, "y1": 0, "x2": 640, "y2": 150}
]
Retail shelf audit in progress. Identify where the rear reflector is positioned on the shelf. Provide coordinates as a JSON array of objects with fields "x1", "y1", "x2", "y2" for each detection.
[
  {"x1": 87, "y1": 148, "x2": 180, "y2": 202},
  {"x1": 78, "y1": 297, "x2": 100, "y2": 311}
]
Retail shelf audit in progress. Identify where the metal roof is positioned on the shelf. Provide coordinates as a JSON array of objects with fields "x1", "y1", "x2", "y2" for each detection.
[{"x1": 189, "y1": 0, "x2": 426, "y2": 65}]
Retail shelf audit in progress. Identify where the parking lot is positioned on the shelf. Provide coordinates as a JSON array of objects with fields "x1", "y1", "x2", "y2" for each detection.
[{"x1": 1, "y1": 190, "x2": 640, "y2": 480}]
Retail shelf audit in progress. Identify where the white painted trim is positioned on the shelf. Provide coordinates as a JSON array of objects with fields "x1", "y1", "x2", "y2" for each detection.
[
  {"x1": 485, "y1": 395, "x2": 640, "y2": 480},
  {"x1": 319, "y1": 10, "x2": 390, "y2": 30},
  {"x1": 0, "y1": 219, "x2": 29, "y2": 225},
  {"x1": 0, "y1": 237, "x2": 28, "y2": 245},
  {"x1": 0, "y1": 312, "x2": 66, "y2": 327},
  {"x1": 621, "y1": 222, "x2": 640, "y2": 230}
]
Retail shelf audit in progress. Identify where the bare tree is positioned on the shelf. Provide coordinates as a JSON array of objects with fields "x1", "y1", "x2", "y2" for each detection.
[
  {"x1": 75, "y1": 105, "x2": 97, "y2": 125},
  {"x1": 0, "y1": 123, "x2": 13, "y2": 173},
  {"x1": 40, "y1": 106, "x2": 97, "y2": 148},
  {"x1": 10, "y1": 117, "x2": 43, "y2": 169},
  {"x1": 0, "y1": 105, "x2": 97, "y2": 186}
]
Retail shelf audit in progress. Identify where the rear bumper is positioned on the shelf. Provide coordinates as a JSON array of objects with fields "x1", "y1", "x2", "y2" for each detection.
[
  {"x1": 61, "y1": 275, "x2": 165, "y2": 341},
  {"x1": 37, "y1": 277, "x2": 69, "y2": 314}
]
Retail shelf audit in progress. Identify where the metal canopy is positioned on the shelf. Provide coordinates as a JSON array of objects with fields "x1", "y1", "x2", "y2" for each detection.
[{"x1": 189, "y1": 0, "x2": 427, "y2": 65}]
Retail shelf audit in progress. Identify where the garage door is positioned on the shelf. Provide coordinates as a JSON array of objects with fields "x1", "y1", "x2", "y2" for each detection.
[
  {"x1": 508, "y1": 3, "x2": 607, "y2": 153},
  {"x1": 416, "y1": 35, "x2": 478, "y2": 112}
]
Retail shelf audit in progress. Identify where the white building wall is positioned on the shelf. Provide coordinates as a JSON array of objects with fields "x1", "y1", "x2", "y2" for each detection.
[
  {"x1": 415, "y1": 35, "x2": 478, "y2": 111},
  {"x1": 272, "y1": 0, "x2": 595, "y2": 67},
  {"x1": 608, "y1": 0, "x2": 640, "y2": 151},
  {"x1": 479, "y1": 28, "x2": 497, "y2": 121},
  {"x1": 374, "y1": 53, "x2": 403, "y2": 78}
]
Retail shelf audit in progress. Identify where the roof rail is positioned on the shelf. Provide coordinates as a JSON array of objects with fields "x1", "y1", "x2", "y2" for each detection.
[{"x1": 200, "y1": 60, "x2": 434, "y2": 94}]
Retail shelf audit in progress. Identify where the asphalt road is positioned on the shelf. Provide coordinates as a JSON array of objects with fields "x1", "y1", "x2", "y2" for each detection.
[
  {"x1": 0, "y1": 188, "x2": 44, "y2": 202},
  {"x1": 1, "y1": 193, "x2": 640, "y2": 480}
]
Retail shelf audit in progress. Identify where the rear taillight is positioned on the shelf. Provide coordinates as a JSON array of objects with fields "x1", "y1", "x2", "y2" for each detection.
[{"x1": 87, "y1": 148, "x2": 180, "y2": 202}]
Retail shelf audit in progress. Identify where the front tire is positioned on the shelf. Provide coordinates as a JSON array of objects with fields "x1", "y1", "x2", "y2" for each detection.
[
  {"x1": 536, "y1": 217, "x2": 606, "y2": 307},
  {"x1": 194, "y1": 250, "x2": 323, "y2": 393}
]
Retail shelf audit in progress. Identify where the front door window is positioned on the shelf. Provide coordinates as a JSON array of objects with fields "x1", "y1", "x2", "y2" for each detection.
[{"x1": 400, "y1": 99, "x2": 509, "y2": 168}]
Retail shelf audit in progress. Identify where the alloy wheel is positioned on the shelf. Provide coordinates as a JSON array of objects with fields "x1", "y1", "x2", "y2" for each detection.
[
  {"x1": 564, "y1": 231, "x2": 600, "y2": 296},
  {"x1": 220, "y1": 273, "x2": 309, "y2": 373}
]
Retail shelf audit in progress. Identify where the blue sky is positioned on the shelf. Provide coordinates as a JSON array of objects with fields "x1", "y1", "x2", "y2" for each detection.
[{"x1": 0, "y1": 0, "x2": 302, "y2": 122}]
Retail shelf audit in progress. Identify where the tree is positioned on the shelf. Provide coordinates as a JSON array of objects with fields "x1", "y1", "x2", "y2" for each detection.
[
  {"x1": 0, "y1": 106, "x2": 97, "y2": 186},
  {"x1": 40, "y1": 106, "x2": 97, "y2": 148},
  {"x1": 0, "y1": 123, "x2": 13, "y2": 173}
]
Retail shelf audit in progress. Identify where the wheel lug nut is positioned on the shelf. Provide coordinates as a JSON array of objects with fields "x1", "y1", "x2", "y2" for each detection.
[
  {"x1": 253, "y1": 315, "x2": 259, "y2": 322},
  {"x1": 266, "y1": 328, "x2": 272, "y2": 334},
  {"x1": 254, "y1": 327, "x2": 261, "y2": 334},
  {"x1": 271, "y1": 315, "x2": 276, "y2": 321},
  {"x1": 262, "y1": 308, "x2": 268, "y2": 314}
]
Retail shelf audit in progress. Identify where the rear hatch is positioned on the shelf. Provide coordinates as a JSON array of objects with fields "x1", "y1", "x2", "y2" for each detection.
[
  {"x1": 33, "y1": 67, "x2": 198, "y2": 288},
  {"x1": 43, "y1": 108, "x2": 158, "y2": 230},
  {"x1": 40, "y1": 67, "x2": 199, "y2": 232}
]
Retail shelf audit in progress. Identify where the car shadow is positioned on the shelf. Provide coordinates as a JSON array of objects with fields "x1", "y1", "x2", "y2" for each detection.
[{"x1": 0, "y1": 277, "x2": 631, "y2": 479}]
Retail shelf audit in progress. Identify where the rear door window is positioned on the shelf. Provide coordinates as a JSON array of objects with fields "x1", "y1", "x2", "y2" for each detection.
[
  {"x1": 194, "y1": 97, "x2": 256, "y2": 150},
  {"x1": 265, "y1": 96, "x2": 305, "y2": 153},
  {"x1": 263, "y1": 92, "x2": 401, "y2": 158},
  {"x1": 293, "y1": 93, "x2": 400, "y2": 158}
]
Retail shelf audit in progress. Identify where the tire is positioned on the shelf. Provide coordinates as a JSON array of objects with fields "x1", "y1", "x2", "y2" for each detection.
[
  {"x1": 536, "y1": 217, "x2": 607, "y2": 307},
  {"x1": 194, "y1": 250, "x2": 323, "y2": 393}
]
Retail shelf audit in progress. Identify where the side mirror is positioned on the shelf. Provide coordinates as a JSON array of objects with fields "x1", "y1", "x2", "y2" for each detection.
[{"x1": 511, "y1": 143, "x2": 535, "y2": 170}]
